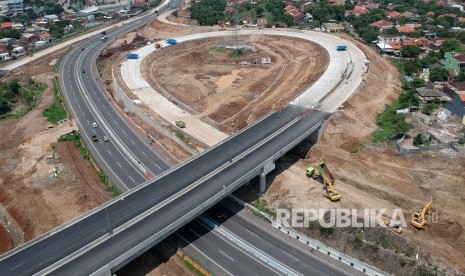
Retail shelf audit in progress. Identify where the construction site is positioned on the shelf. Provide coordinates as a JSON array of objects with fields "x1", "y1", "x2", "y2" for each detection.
[
  {"x1": 0, "y1": 2, "x2": 464, "y2": 275},
  {"x1": 102, "y1": 11, "x2": 464, "y2": 275}
]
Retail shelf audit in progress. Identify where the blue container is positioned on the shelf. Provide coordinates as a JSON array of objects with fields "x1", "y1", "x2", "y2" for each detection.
[
  {"x1": 167, "y1": 38, "x2": 177, "y2": 45},
  {"x1": 127, "y1": 53, "x2": 139, "y2": 59},
  {"x1": 336, "y1": 45, "x2": 347, "y2": 51}
]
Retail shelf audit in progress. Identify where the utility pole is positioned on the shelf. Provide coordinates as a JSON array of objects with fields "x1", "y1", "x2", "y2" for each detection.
[
  {"x1": 234, "y1": 0, "x2": 240, "y2": 52},
  {"x1": 91, "y1": 186, "x2": 113, "y2": 236}
]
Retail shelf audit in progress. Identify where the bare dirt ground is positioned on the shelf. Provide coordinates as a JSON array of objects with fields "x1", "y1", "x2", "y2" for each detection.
[
  {"x1": 142, "y1": 35, "x2": 329, "y2": 133},
  {"x1": 0, "y1": 51, "x2": 112, "y2": 252},
  {"x1": 251, "y1": 34, "x2": 465, "y2": 275}
]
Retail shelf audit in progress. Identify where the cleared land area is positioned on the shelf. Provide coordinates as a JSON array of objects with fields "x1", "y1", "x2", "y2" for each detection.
[
  {"x1": 141, "y1": 35, "x2": 328, "y2": 133},
  {"x1": 0, "y1": 51, "x2": 112, "y2": 252}
]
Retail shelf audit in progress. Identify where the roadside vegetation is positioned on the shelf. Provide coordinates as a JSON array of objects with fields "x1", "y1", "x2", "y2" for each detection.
[
  {"x1": 372, "y1": 80, "x2": 424, "y2": 142},
  {"x1": 58, "y1": 131, "x2": 121, "y2": 197},
  {"x1": 190, "y1": 0, "x2": 293, "y2": 27},
  {"x1": 190, "y1": 0, "x2": 226, "y2": 26},
  {"x1": 43, "y1": 79, "x2": 67, "y2": 124},
  {"x1": 0, "y1": 78, "x2": 47, "y2": 119},
  {"x1": 252, "y1": 198, "x2": 276, "y2": 217}
]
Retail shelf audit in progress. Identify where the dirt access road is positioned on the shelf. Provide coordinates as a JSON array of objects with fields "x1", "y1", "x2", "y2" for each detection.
[{"x1": 256, "y1": 34, "x2": 465, "y2": 275}]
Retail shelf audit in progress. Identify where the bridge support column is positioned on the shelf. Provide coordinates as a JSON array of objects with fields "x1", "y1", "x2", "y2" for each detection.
[
  {"x1": 317, "y1": 118, "x2": 329, "y2": 142},
  {"x1": 258, "y1": 159, "x2": 275, "y2": 195}
]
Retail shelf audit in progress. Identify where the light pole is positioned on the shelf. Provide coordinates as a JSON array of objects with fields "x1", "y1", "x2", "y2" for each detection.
[{"x1": 91, "y1": 186, "x2": 113, "y2": 236}]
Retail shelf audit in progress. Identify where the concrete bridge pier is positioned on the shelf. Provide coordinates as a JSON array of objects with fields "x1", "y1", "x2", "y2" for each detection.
[{"x1": 258, "y1": 159, "x2": 275, "y2": 195}]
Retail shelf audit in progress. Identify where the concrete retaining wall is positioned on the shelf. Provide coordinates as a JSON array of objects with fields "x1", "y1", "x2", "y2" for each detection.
[
  {"x1": 111, "y1": 69, "x2": 201, "y2": 154},
  {"x1": 396, "y1": 135, "x2": 458, "y2": 155}
]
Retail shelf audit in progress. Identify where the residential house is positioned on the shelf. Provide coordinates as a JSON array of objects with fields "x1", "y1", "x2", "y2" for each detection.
[
  {"x1": 0, "y1": 51, "x2": 10, "y2": 61},
  {"x1": 134, "y1": 0, "x2": 145, "y2": 8},
  {"x1": 425, "y1": 43, "x2": 440, "y2": 52},
  {"x1": 0, "y1": 37, "x2": 13, "y2": 46},
  {"x1": 370, "y1": 20, "x2": 393, "y2": 30},
  {"x1": 396, "y1": 25, "x2": 415, "y2": 33},
  {"x1": 376, "y1": 35, "x2": 403, "y2": 55},
  {"x1": 345, "y1": 5, "x2": 369, "y2": 17},
  {"x1": 328, "y1": 0, "x2": 345, "y2": 6},
  {"x1": 424, "y1": 32, "x2": 437, "y2": 40},
  {"x1": 444, "y1": 82, "x2": 465, "y2": 118},
  {"x1": 11, "y1": 23, "x2": 22, "y2": 30},
  {"x1": 444, "y1": 52, "x2": 465, "y2": 75},
  {"x1": 0, "y1": 22, "x2": 12, "y2": 29},
  {"x1": 64, "y1": 24, "x2": 73, "y2": 34},
  {"x1": 416, "y1": 84, "x2": 450, "y2": 103},
  {"x1": 0, "y1": 0, "x2": 24, "y2": 15},
  {"x1": 43, "y1": 14, "x2": 59, "y2": 23},
  {"x1": 450, "y1": 3, "x2": 464, "y2": 11},
  {"x1": 284, "y1": 4, "x2": 303, "y2": 23},
  {"x1": 363, "y1": 2, "x2": 380, "y2": 10},
  {"x1": 387, "y1": 11, "x2": 402, "y2": 19},
  {"x1": 438, "y1": 13, "x2": 457, "y2": 19},
  {"x1": 321, "y1": 22, "x2": 345, "y2": 32},
  {"x1": 11, "y1": 46, "x2": 25, "y2": 57},
  {"x1": 21, "y1": 33, "x2": 35, "y2": 40},
  {"x1": 402, "y1": 11, "x2": 420, "y2": 21},
  {"x1": 35, "y1": 30, "x2": 51, "y2": 42}
]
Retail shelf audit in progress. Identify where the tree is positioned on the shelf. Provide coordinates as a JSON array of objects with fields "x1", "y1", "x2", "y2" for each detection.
[
  {"x1": 360, "y1": 27, "x2": 378, "y2": 43},
  {"x1": 439, "y1": 39, "x2": 463, "y2": 57},
  {"x1": 459, "y1": 31, "x2": 465, "y2": 44},
  {"x1": 8, "y1": 79, "x2": 20, "y2": 94},
  {"x1": 413, "y1": 133, "x2": 425, "y2": 146},
  {"x1": 429, "y1": 67, "x2": 449, "y2": 82},
  {"x1": 401, "y1": 45, "x2": 421, "y2": 58},
  {"x1": 398, "y1": 91, "x2": 420, "y2": 108},
  {"x1": 256, "y1": 6, "x2": 264, "y2": 17},
  {"x1": 190, "y1": 0, "x2": 226, "y2": 26},
  {"x1": 456, "y1": 68, "x2": 465, "y2": 81},
  {"x1": 0, "y1": 100, "x2": 10, "y2": 114},
  {"x1": 403, "y1": 61, "x2": 421, "y2": 76}
]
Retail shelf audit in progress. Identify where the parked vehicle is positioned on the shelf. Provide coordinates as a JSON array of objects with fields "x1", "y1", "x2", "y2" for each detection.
[
  {"x1": 92, "y1": 122, "x2": 98, "y2": 128},
  {"x1": 92, "y1": 135, "x2": 98, "y2": 142}
]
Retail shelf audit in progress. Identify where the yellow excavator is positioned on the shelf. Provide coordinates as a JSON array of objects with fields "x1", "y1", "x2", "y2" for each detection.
[
  {"x1": 411, "y1": 199, "x2": 433, "y2": 229},
  {"x1": 384, "y1": 218, "x2": 402, "y2": 234},
  {"x1": 306, "y1": 161, "x2": 342, "y2": 201}
]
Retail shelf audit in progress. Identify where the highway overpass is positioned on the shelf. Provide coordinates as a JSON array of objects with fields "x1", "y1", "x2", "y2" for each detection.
[{"x1": 0, "y1": 105, "x2": 329, "y2": 275}]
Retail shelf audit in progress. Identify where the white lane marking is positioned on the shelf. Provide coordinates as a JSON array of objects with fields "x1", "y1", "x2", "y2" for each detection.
[
  {"x1": 131, "y1": 139, "x2": 136, "y2": 145},
  {"x1": 283, "y1": 251, "x2": 299, "y2": 262},
  {"x1": 128, "y1": 175, "x2": 136, "y2": 182},
  {"x1": 219, "y1": 250, "x2": 234, "y2": 261},
  {"x1": 78, "y1": 103, "x2": 81, "y2": 109},
  {"x1": 107, "y1": 149, "x2": 112, "y2": 156},
  {"x1": 116, "y1": 161, "x2": 122, "y2": 168},
  {"x1": 82, "y1": 111, "x2": 85, "y2": 116},
  {"x1": 86, "y1": 119, "x2": 90, "y2": 124},
  {"x1": 175, "y1": 232, "x2": 234, "y2": 276},
  {"x1": 141, "y1": 151, "x2": 148, "y2": 158},
  {"x1": 196, "y1": 218, "x2": 287, "y2": 276},
  {"x1": 245, "y1": 228, "x2": 260, "y2": 238}
]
